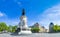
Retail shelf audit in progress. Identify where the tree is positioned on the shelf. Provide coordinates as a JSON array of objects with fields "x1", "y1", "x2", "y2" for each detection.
[
  {"x1": 53, "y1": 24, "x2": 60, "y2": 32},
  {"x1": 53, "y1": 25, "x2": 58, "y2": 32},
  {"x1": 31, "y1": 27, "x2": 40, "y2": 33},
  {"x1": 7, "y1": 25, "x2": 13, "y2": 32},
  {"x1": 0, "y1": 22, "x2": 18, "y2": 33},
  {"x1": 11, "y1": 25, "x2": 17, "y2": 32},
  {"x1": 0, "y1": 22, "x2": 8, "y2": 32}
]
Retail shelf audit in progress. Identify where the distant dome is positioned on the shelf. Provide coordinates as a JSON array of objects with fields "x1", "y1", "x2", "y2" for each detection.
[{"x1": 50, "y1": 22, "x2": 54, "y2": 25}]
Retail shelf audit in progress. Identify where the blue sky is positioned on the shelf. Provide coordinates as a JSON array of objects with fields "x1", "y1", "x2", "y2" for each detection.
[{"x1": 0, "y1": 0, "x2": 60, "y2": 29}]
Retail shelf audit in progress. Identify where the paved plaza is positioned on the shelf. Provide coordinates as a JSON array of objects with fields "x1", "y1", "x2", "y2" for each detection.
[{"x1": 0, "y1": 33, "x2": 60, "y2": 37}]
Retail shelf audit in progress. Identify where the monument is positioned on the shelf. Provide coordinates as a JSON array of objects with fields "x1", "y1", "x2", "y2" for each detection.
[{"x1": 15, "y1": 9, "x2": 32, "y2": 34}]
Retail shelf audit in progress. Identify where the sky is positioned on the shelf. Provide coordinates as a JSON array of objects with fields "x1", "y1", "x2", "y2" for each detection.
[{"x1": 0, "y1": 0, "x2": 60, "y2": 29}]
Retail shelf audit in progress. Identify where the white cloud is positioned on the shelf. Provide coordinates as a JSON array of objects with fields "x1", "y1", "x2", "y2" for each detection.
[
  {"x1": 17, "y1": 2, "x2": 21, "y2": 5},
  {"x1": 0, "y1": 18, "x2": 20, "y2": 26},
  {"x1": 0, "y1": 12, "x2": 4, "y2": 17},
  {"x1": 6, "y1": 19, "x2": 19, "y2": 26},
  {"x1": 38, "y1": 3, "x2": 60, "y2": 29},
  {"x1": 17, "y1": 2, "x2": 23, "y2": 7},
  {"x1": 14, "y1": 0, "x2": 22, "y2": 7},
  {"x1": 0, "y1": 11, "x2": 19, "y2": 26},
  {"x1": 0, "y1": 11, "x2": 6, "y2": 17}
]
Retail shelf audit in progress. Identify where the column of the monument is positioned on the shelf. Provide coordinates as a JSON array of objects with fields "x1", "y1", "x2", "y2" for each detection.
[
  {"x1": 20, "y1": 20, "x2": 23, "y2": 31},
  {"x1": 25, "y1": 18, "x2": 28, "y2": 28},
  {"x1": 24, "y1": 17, "x2": 28, "y2": 29}
]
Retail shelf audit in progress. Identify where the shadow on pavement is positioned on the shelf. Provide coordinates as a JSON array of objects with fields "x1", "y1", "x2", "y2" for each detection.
[{"x1": 10, "y1": 32, "x2": 32, "y2": 36}]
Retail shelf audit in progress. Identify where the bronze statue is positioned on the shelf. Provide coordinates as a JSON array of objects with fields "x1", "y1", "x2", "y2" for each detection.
[{"x1": 22, "y1": 9, "x2": 25, "y2": 15}]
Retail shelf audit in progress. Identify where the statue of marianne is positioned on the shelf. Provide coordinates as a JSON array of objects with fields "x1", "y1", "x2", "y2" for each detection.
[{"x1": 22, "y1": 9, "x2": 25, "y2": 15}]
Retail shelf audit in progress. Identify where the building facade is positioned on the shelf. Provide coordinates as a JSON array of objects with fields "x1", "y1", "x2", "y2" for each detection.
[{"x1": 33, "y1": 23, "x2": 48, "y2": 32}]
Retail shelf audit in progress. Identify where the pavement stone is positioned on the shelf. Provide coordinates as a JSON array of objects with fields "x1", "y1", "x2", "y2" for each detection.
[{"x1": 0, "y1": 33, "x2": 60, "y2": 37}]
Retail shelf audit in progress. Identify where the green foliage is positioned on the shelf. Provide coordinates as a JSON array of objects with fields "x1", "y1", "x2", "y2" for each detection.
[
  {"x1": 53, "y1": 24, "x2": 60, "y2": 32},
  {"x1": 0, "y1": 22, "x2": 17, "y2": 32},
  {"x1": 0, "y1": 22, "x2": 7, "y2": 31},
  {"x1": 11, "y1": 26, "x2": 17, "y2": 32},
  {"x1": 31, "y1": 27, "x2": 40, "y2": 33},
  {"x1": 7, "y1": 25, "x2": 17, "y2": 32},
  {"x1": 7, "y1": 25, "x2": 11, "y2": 32}
]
